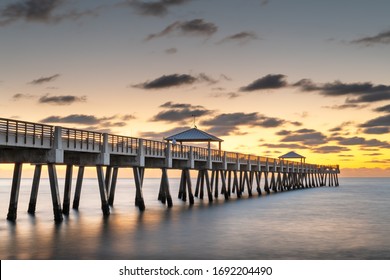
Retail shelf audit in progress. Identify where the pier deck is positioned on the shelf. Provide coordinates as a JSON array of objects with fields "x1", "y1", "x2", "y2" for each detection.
[{"x1": 0, "y1": 117, "x2": 340, "y2": 222}]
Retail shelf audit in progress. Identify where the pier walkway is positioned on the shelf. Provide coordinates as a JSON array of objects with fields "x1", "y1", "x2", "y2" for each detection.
[{"x1": 0, "y1": 117, "x2": 340, "y2": 222}]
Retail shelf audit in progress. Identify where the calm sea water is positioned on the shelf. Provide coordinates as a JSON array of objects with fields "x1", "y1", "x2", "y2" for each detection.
[{"x1": 0, "y1": 176, "x2": 389, "y2": 260}]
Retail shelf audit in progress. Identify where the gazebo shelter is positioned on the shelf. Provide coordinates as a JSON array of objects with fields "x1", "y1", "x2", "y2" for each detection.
[
  {"x1": 279, "y1": 151, "x2": 306, "y2": 163},
  {"x1": 164, "y1": 127, "x2": 223, "y2": 151}
]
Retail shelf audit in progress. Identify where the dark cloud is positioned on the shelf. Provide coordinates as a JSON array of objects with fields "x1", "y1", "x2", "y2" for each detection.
[
  {"x1": 279, "y1": 129, "x2": 328, "y2": 145},
  {"x1": 218, "y1": 31, "x2": 258, "y2": 45},
  {"x1": 128, "y1": 0, "x2": 190, "y2": 17},
  {"x1": 12, "y1": 93, "x2": 35, "y2": 100},
  {"x1": 328, "y1": 121, "x2": 354, "y2": 132},
  {"x1": 261, "y1": 143, "x2": 308, "y2": 150},
  {"x1": 40, "y1": 114, "x2": 135, "y2": 129},
  {"x1": 200, "y1": 112, "x2": 296, "y2": 136},
  {"x1": 323, "y1": 104, "x2": 368, "y2": 110},
  {"x1": 374, "y1": 104, "x2": 390, "y2": 113},
  {"x1": 138, "y1": 126, "x2": 190, "y2": 140},
  {"x1": 38, "y1": 94, "x2": 87, "y2": 105},
  {"x1": 0, "y1": 0, "x2": 102, "y2": 26},
  {"x1": 311, "y1": 146, "x2": 350, "y2": 154},
  {"x1": 240, "y1": 74, "x2": 287, "y2": 92},
  {"x1": 351, "y1": 30, "x2": 390, "y2": 46},
  {"x1": 362, "y1": 127, "x2": 390, "y2": 135},
  {"x1": 41, "y1": 114, "x2": 101, "y2": 125},
  {"x1": 359, "y1": 114, "x2": 390, "y2": 135},
  {"x1": 151, "y1": 102, "x2": 212, "y2": 124},
  {"x1": 132, "y1": 73, "x2": 216, "y2": 89},
  {"x1": 29, "y1": 74, "x2": 60, "y2": 85},
  {"x1": 294, "y1": 79, "x2": 390, "y2": 104},
  {"x1": 261, "y1": 0, "x2": 270, "y2": 6},
  {"x1": 210, "y1": 92, "x2": 241, "y2": 99},
  {"x1": 332, "y1": 136, "x2": 390, "y2": 148},
  {"x1": 165, "y1": 47, "x2": 177, "y2": 54},
  {"x1": 360, "y1": 114, "x2": 390, "y2": 128},
  {"x1": 145, "y1": 19, "x2": 218, "y2": 40},
  {"x1": 0, "y1": 0, "x2": 61, "y2": 25}
]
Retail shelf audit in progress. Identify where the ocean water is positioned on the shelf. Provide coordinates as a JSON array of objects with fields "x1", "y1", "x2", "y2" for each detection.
[{"x1": 0, "y1": 176, "x2": 389, "y2": 260}]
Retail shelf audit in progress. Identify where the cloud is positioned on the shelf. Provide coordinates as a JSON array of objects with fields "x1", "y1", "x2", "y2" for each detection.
[
  {"x1": 38, "y1": 94, "x2": 87, "y2": 105},
  {"x1": 351, "y1": 30, "x2": 390, "y2": 46},
  {"x1": 29, "y1": 74, "x2": 60, "y2": 85},
  {"x1": 210, "y1": 92, "x2": 241, "y2": 99},
  {"x1": 40, "y1": 114, "x2": 135, "y2": 130},
  {"x1": 311, "y1": 145, "x2": 350, "y2": 154},
  {"x1": 279, "y1": 129, "x2": 328, "y2": 145},
  {"x1": 362, "y1": 127, "x2": 390, "y2": 135},
  {"x1": 261, "y1": 143, "x2": 308, "y2": 150},
  {"x1": 0, "y1": 0, "x2": 102, "y2": 26},
  {"x1": 151, "y1": 102, "x2": 213, "y2": 124},
  {"x1": 360, "y1": 114, "x2": 390, "y2": 128},
  {"x1": 218, "y1": 31, "x2": 258, "y2": 45},
  {"x1": 261, "y1": 0, "x2": 270, "y2": 6},
  {"x1": 200, "y1": 112, "x2": 297, "y2": 136},
  {"x1": 132, "y1": 73, "x2": 216, "y2": 89},
  {"x1": 128, "y1": 0, "x2": 190, "y2": 17},
  {"x1": 323, "y1": 104, "x2": 368, "y2": 110},
  {"x1": 12, "y1": 93, "x2": 35, "y2": 100},
  {"x1": 294, "y1": 79, "x2": 390, "y2": 103},
  {"x1": 145, "y1": 18, "x2": 217, "y2": 40},
  {"x1": 165, "y1": 47, "x2": 177, "y2": 54},
  {"x1": 41, "y1": 114, "x2": 100, "y2": 125},
  {"x1": 240, "y1": 74, "x2": 287, "y2": 92},
  {"x1": 359, "y1": 114, "x2": 390, "y2": 135},
  {"x1": 328, "y1": 121, "x2": 354, "y2": 132},
  {"x1": 374, "y1": 104, "x2": 390, "y2": 113},
  {"x1": 332, "y1": 136, "x2": 390, "y2": 148},
  {"x1": 138, "y1": 126, "x2": 190, "y2": 140}
]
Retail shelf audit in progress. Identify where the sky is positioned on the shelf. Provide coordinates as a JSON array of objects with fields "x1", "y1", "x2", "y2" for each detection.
[{"x1": 1, "y1": 0, "x2": 390, "y2": 177}]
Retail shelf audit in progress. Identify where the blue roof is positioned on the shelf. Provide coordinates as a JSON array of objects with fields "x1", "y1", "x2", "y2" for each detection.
[
  {"x1": 279, "y1": 151, "x2": 305, "y2": 158},
  {"x1": 164, "y1": 127, "x2": 223, "y2": 142}
]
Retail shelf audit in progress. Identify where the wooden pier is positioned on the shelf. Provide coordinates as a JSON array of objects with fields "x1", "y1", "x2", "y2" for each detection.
[{"x1": 0, "y1": 117, "x2": 340, "y2": 222}]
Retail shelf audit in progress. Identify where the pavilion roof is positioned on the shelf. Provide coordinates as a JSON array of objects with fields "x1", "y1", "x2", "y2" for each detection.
[
  {"x1": 279, "y1": 151, "x2": 306, "y2": 159},
  {"x1": 164, "y1": 127, "x2": 223, "y2": 142}
]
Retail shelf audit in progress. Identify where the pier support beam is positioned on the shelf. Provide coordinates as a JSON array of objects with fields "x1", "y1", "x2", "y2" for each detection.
[
  {"x1": 72, "y1": 166, "x2": 85, "y2": 210},
  {"x1": 7, "y1": 163, "x2": 23, "y2": 221},
  {"x1": 28, "y1": 164, "x2": 42, "y2": 214},
  {"x1": 47, "y1": 164, "x2": 63, "y2": 222},
  {"x1": 108, "y1": 167, "x2": 119, "y2": 206},
  {"x1": 62, "y1": 164, "x2": 73, "y2": 215},
  {"x1": 133, "y1": 167, "x2": 145, "y2": 211},
  {"x1": 96, "y1": 166, "x2": 110, "y2": 216},
  {"x1": 178, "y1": 169, "x2": 194, "y2": 205},
  {"x1": 158, "y1": 168, "x2": 173, "y2": 207}
]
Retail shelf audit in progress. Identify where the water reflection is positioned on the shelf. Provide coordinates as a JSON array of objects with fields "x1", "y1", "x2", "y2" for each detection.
[{"x1": 1, "y1": 178, "x2": 390, "y2": 259}]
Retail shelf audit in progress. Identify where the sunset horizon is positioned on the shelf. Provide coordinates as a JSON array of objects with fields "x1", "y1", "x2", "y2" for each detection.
[{"x1": 1, "y1": 0, "x2": 389, "y2": 177}]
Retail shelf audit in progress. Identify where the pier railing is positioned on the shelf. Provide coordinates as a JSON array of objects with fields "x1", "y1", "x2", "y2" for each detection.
[
  {"x1": 108, "y1": 134, "x2": 138, "y2": 155},
  {"x1": 0, "y1": 117, "x2": 339, "y2": 171},
  {"x1": 0, "y1": 118, "x2": 53, "y2": 148},
  {"x1": 61, "y1": 127, "x2": 102, "y2": 152}
]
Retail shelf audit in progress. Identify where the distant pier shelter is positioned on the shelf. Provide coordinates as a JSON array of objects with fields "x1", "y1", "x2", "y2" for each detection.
[{"x1": 0, "y1": 117, "x2": 340, "y2": 222}]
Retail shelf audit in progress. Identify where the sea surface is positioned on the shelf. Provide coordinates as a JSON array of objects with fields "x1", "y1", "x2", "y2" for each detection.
[{"x1": 0, "y1": 176, "x2": 389, "y2": 260}]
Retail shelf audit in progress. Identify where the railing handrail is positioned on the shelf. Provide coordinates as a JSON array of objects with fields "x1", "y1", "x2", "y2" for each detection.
[{"x1": 0, "y1": 117, "x2": 339, "y2": 169}]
